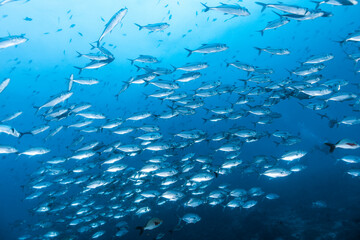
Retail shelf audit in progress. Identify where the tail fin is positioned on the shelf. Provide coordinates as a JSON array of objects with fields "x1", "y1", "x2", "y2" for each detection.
[
  {"x1": 257, "y1": 30, "x2": 264, "y2": 36},
  {"x1": 334, "y1": 39, "x2": 346, "y2": 45},
  {"x1": 134, "y1": 65, "x2": 142, "y2": 72},
  {"x1": 317, "y1": 113, "x2": 329, "y2": 120},
  {"x1": 19, "y1": 132, "x2": 32, "y2": 139},
  {"x1": 170, "y1": 64, "x2": 177, "y2": 71},
  {"x1": 68, "y1": 74, "x2": 74, "y2": 91},
  {"x1": 73, "y1": 66, "x2": 82, "y2": 75},
  {"x1": 136, "y1": 226, "x2": 144, "y2": 235},
  {"x1": 254, "y1": 47, "x2": 262, "y2": 56},
  {"x1": 298, "y1": 102, "x2": 305, "y2": 109},
  {"x1": 76, "y1": 51, "x2": 82, "y2": 58},
  {"x1": 255, "y1": 2, "x2": 267, "y2": 12},
  {"x1": 127, "y1": 59, "x2": 135, "y2": 65},
  {"x1": 32, "y1": 105, "x2": 41, "y2": 114},
  {"x1": 272, "y1": 11, "x2": 283, "y2": 18},
  {"x1": 89, "y1": 43, "x2": 97, "y2": 50},
  {"x1": 325, "y1": 143, "x2": 336, "y2": 153},
  {"x1": 328, "y1": 119, "x2": 338, "y2": 128},
  {"x1": 311, "y1": 0, "x2": 322, "y2": 9},
  {"x1": 184, "y1": 48, "x2": 193, "y2": 57},
  {"x1": 134, "y1": 23, "x2": 143, "y2": 30},
  {"x1": 201, "y1": 3, "x2": 210, "y2": 12}
]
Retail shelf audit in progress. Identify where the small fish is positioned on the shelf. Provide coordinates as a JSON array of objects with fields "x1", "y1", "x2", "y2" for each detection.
[
  {"x1": 262, "y1": 168, "x2": 292, "y2": 178},
  {"x1": 185, "y1": 43, "x2": 228, "y2": 57},
  {"x1": 201, "y1": 3, "x2": 250, "y2": 16},
  {"x1": 134, "y1": 23, "x2": 169, "y2": 32},
  {"x1": 136, "y1": 218, "x2": 163, "y2": 235},
  {"x1": 0, "y1": 78, "x2": 10, "y2": 93},
  {"x1": 19, "y1": 147, "x2": 50, "y2": 157}
]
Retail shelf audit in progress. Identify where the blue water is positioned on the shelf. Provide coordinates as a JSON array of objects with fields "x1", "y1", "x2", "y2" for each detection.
[{"x1": 1, "y1": 0, "x2": 360, "y2": 239}]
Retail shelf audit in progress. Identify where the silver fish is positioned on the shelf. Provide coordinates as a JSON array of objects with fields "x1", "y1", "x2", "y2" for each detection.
[{"x1": 98, "y1": 8, "x2": 128, "y2": 42}]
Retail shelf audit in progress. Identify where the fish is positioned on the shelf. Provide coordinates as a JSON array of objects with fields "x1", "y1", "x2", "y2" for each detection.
[
  {"x1": 181, "y1": 213, "x2": 201, "y2": 224},
  {"x1": 74, "y1": 58, "x2": 114, "y2": 74},
  {"x1": 68, "y1": 74, "x2": 99, "y2": 91},
  {"x1": 134, "y1": 23, "x2": 169, "y2": 32},
  {"x1": 303, "y1": 54, "x2": 334, "y2": 64},
  {"x1": 185, "y1": 43, "x2": 228, "y2": 57},
  {"x1": 37, "y1": 92, "x2": 73, "y2": 111},
  {"x1": 312, "y1": 0, "x2": 358, "y2": 8},
  {"x1": 0, "y1": 0, "x2": 28, "y2": 6},
  {"x1": 254, "y1": 47, "x2": 290, "y2": 55},
  {"x1": 128, "y1": 55, "x2": 159, "y2": 65},
  {"x1": 1, "y1": 111, "x2": 22, "y2": 122},
  {"x1": 76, "y1": 52, "x2": 109, "y2": 61},
  {"x1": 0, "y1": 35, "x2": 28, "y2": 49},
  {"x1": 262, "y1": 168, "x2": 292, "y2": 178},
  {"x1": 136, "y1": 218, "x2": 163, "y2": 235},
  {"x1": 0, "y1": 145, "x2": 18, "y2": 154},
  {"x1": 0, "y1": 124, "x2": 21, "y2": 137},
  {"x1": 258, "y1": 18, "x2": 290, "y2": 36},
  {"x1": 325, "y1": 139, "x2": 360, "y2": 152},
  {"x1": 98, "y1": 8, "x2": 128, "y2": 43},
  {"x1": 172, "y1": 62, "x2": 209, "y2": 71},
  {"x1": 19, "y1": 147, "x2": 50, "y2": 156},
  {"x1": 0, "y1": 78, "x2": 10, "y2": 93},
  {"x1": 201, "y1": 3, "x2": 250, "y2": 16},
  {"x1": 255, "y1": 2, "x2": 309, "y2": 15}
]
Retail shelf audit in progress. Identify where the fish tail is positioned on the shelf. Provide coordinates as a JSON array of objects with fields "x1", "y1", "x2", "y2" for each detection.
[
  {"x1": 328, "y1": 119, "x2": 338, "y2": 128},
  {"x1": 334, "y1": 39, "x2": 345, "y2": 45},
  {"x1": 19, "y1": 132, "x2": 32, "y2": 139},
  {"x1": 134, "y1": 64, "x2": 141, "y2": 72},
  {"x1": 257, "y1": 30, "x2": 264, "y2": 36},
  {"x1": 254, "y1": 47, "x2": 262, "y2": 56},
  {"x1": 136, "y1": 226, "x2": 144, "y2": 235},
  {"x1": 200, "y1": 2, "x2": 210, "y2": 12},
  {"x1": 170, "y1": 64, "x2": 177, "y2": 71},
  {"x1": 134, "y1": 23, "x2": 143, "y2": 30},
  {"x1": 75, "y1": 51, "x2": 82, "y2": 58},
  {"x1": 184, "y1": 48, "x2": 193, "y2": 57},
  {"x1": 272, "y1": 11, "x2": 283, "y2": 18},
  {"x1": 255, "y1": 2, "x2": 267, "y2": 12},
  {"x1": 89, "y1": 43, "x2": 97, "y2": 50},
  {"x1": 311, "y1": 0, "x2": 322, "y2": 9},
  {"x1": 127, "y1": 59, "x2": 135, "y2": 65},
  {"x1": 285, "y1": 68, "x2": 292, "y2": 75},
  {"x1": 73, "y1": 66, "x2": 82, "y2": 75},
  {"x1": 325, "y1": 143, "x2": 335, "y2": 153},
  {"x1": 32, "y1": 105, "x2": 41, "y2": 114}
]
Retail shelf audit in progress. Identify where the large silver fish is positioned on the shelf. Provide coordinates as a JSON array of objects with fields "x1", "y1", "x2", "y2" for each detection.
[
  {"x1": 0, "y1": 35, "x2": 28, "y2": 49},
  {"x1": 98, "y1": 8, "x2": 128, "y2": 43}
]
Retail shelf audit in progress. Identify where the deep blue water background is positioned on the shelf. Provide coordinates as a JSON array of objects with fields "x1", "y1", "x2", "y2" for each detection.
[{"x1": 1, "y1": 0, "x2": 360, "y2": 239}]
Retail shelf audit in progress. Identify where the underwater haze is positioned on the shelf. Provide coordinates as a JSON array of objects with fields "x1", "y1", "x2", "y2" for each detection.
[{"x1": 1, "y1": 0, "x2": 360, "y2": 239}]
